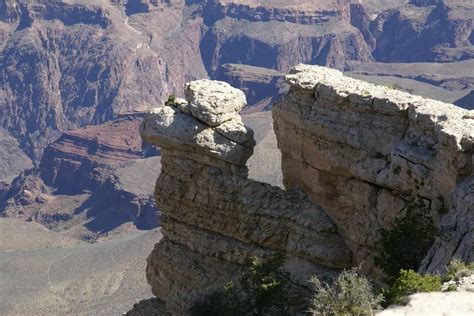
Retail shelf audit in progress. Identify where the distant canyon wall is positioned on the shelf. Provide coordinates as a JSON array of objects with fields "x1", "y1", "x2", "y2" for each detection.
[{"x1": 1, "y1": 0, "x2": 472, "y2": 162}]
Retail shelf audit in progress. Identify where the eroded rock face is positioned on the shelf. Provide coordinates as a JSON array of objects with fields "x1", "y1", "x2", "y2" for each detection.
[
  {"x1": 371, "y1": 0, "x2": 474, "y2": 62},
  {"x1": 140, "y1": 79, "x2": 351, "y2": 314},
  {"x1": 0, "y1": 0, "x2": 207, "y2": 161},
  {"x1": 273, "y1": 64, "x2": 474, "y2": 275},
  {"x1": 0, "y1": 127, "x2": 32, "y2": 184},
  {"x1": 40, "y1": 115, "x2": 145, "y2": 193},
  {"x1": 420, "y1": 177, "x2": 474, "y2": 274}
]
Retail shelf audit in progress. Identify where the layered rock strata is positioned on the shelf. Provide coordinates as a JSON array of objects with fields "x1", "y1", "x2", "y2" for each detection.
[
  {"x1": 140, "y1": 79, "x2": 351, "y2": 314},
  {"x1": 273, "y1": 64, "x2": 474, "y2": 275},
  {"x1": 40, "y1": 115, "x2": 146, "y2": 193}
]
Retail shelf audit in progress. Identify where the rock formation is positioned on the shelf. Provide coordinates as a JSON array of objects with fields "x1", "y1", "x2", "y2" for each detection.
[
  {"x1": 140, "y1": 66, "x2": 473, "y2": 314},
  {"x1": 1, "y1": 156, "x2": 160, "y2": 240},
  {"x1": 370, "y1": 0, "x2": 474, "y2": 63},
  {"x1": 272, "y1": 64, "x2": 473, "y2": 275},
  {"x1": 2, "y1": 0, "x2": 472, "y2": 165},
  {"x1": 0, "y1": 0, "x2": 207, "y2": 161},
  {"x1": 140, "y1": 79, "x2": 351, "y2": 314}
]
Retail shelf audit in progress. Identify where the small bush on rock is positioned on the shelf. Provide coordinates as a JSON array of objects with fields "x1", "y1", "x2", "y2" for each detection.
[
  {"x1": 165, "y1": 94, "x2": 177, "y2": 107},
  {"x1": 375, "y1": 198, "x2": 438, "y2": 283},
  {"x1": 310, "y1": 268, "x2": 383, "y2": 316},
  {"x1": 444, "y1": 258, "x2": 474, "y2": 282},
  {"x1": 191, "y1": 253, "x2": 291, "y2": 316},
  {"x1": 383, "y1": 269, "x2": 441, "y2": 305}
]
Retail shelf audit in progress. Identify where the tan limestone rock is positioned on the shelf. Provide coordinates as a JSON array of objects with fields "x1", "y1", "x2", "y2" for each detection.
[{"x1": 273, "y1": 64, "x2": 474, "y2": 275}]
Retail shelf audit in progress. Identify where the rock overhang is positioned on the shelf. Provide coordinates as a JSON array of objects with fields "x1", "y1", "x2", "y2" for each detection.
[{"x1": 140, "y1": 79, "x2": 255, "y2": 166}]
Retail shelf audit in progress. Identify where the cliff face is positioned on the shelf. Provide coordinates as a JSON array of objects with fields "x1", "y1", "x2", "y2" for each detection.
[
  {"x1": 0, "y1": 0, "x2": 207, "y2": 161},
  {"x1": 40, "y1": 116, "x2": 145, "y2": 193},
  {"x1": 0, "y1": 127, "x2": 32, "y2": 184},
  {"x1": 420, "y1": 176, "x2": 474, "y2": 274},
  {"x1": 2, "y1": 116, "x2": 160, "y2": 239},
  {"x1": 2, "y1": 0, "x2": 472, "y2": 165},
  {"x1": 140, "y1": 79, "x2": 351, "y2": 314},
  {"x1": 370, "y1": 0, "x2": 474, "y2": 62},
  {"x1": 140, "y1": 66, "x2": 473, "y2": 314},
  {"x1": 272, "y1": 65, "x2": 473, "y2": 275},
  {"x1": 197, "y1": 0, "x2": 374, "y2": 76}
]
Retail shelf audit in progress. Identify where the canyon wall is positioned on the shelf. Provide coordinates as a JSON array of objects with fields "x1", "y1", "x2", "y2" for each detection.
[
  {"x1": 272, "y1": 65, "x2": 473, "y2": 276},
  {"x1": 2, "y1": 0, "x2": 472, "y2": 164},
  {"x1": 140, "y1": 65, "x2": 473, "y2": 314}
]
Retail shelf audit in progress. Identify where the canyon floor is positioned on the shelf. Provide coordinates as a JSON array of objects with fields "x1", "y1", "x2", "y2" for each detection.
[{"x1": 0, "y1": 218, "x2": 161, "y2": 315}]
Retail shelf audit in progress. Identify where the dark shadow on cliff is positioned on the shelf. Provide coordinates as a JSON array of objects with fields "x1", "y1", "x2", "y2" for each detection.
[{"x1": 72, "y1": 189, "x2": 159, "y2": 238}]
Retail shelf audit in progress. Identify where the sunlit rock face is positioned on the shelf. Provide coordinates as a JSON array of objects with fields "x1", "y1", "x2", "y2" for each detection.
[
  {"x1": 273, "y1": 64, "x2": 473, "y2": 276},
  {"x1": 140, "y1": 79, "x2": 351, "y2": 315}
]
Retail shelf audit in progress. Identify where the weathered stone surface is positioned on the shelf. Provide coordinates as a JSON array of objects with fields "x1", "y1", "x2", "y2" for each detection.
[
  {"x1": 184, "y1": 80, "x2": 247, "y2": 126},
  {"x1": 140, "y1": 79, "x2": 351, "y2": 314},
  {"x1": 140, "y1": 105, "x2": 253, "y2": 166},
  {"x1": 377, "y1": 292, "x2": 474, "y2": 316},
  {"x1": 126, "y1": 298, "x2": 169, "y2": 316},
  {"x1": 420, "y1": 177, "x2": 474, "y2": 274},
  {"x1": 273, "y1": 64, "x2": 474, "y2": 275},
  {"x1": 0, "y1": 127, "x2": 32, "y2": 184},
  {"x1": 442, "y1": 274, "x2": 474, "y2": 292}
]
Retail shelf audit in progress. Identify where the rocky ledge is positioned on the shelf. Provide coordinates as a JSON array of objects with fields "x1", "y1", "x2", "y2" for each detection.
[{"x1": 140, "y1": 79, "x2": 351, "y2": 314}]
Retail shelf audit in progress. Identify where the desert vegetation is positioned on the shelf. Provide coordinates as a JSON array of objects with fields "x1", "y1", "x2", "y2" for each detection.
[
  {"x1": 375, "y1": 198, "x2": 438, "y2": 283},
  {"x1": 309, "y1": 269, "x2": 382, "y2": 315},
  {"x1": 191, "y1": 253, "x2": 291, "y2": 316}
]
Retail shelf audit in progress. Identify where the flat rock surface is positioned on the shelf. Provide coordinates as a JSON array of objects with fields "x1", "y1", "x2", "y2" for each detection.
[
  {"x1": 377, "y1": 292, "x2": 474, "y2": 316},
  {"x1": 243, "y1": 111, "x2": 283, "y2": 187}
]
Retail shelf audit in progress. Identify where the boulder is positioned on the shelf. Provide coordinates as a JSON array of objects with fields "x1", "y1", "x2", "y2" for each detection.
[{"x1": 184, "y1": 80, "x2": 247, "y2": 126}]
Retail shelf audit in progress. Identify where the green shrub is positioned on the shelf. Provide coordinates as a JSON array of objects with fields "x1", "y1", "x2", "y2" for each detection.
[
  {"x1": 443, "y1": 258, "x2": 474, "y2": 283},
  {"x1": 165, "y1": 94, "x2": 177, "y2": 107},
  {"x1": 191, "y1": 253, "x2": 291, "y2": 316},
  {"x1": 384, "y1": 269, "x2": 441, "y2": 305},
  {"x1": 310, "y1": 268, "x2": 383, "y2": 316},
  {"x1": 375, "y1": 198, "x2": 438, "y2": 283}
]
